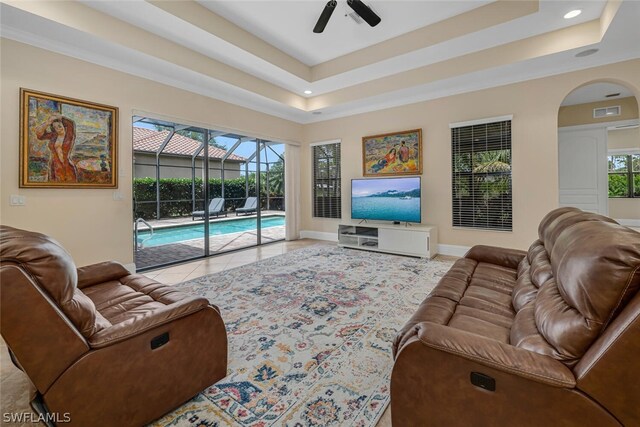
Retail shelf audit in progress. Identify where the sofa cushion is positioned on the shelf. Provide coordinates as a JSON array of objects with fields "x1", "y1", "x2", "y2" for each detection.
[
  {"x1": 512, "y1": 241, "x2": 553, "y2": 311},
  {"x1": 533, "y1": 220, "x2": 640, "y2": 365},
  {"x1": 510, "y1": 303, "x2": 558, "y2": 357},
  {"x1": 0, "y1": 225, "x2": 99, "y2": 337},
  {"x1": 422, "y1": 258, "x2": 517, "y2": 343},
  {"x1": 541, "y1": 210, "x2": 616, "y2": 255},
  {"x1": 82, "y1": 274, "x2": 197, "y2": 328},
  {"x1": 536, "y1": 206, "x2": 580, "y2": 239},
  {"x1": 448, "y1": 313, "x2": 511, "y2": 343}
]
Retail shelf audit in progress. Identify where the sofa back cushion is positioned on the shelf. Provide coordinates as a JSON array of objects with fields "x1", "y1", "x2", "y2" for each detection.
[
  {"x1": 512, "y1": 210, "x2": 640, "y2": 366},
  {"x1": 0, "y1": 226, "x2": 98, "y2": 337},
  {"x1": 540, "y1": 209, "x2": 617, "y2": 255}
]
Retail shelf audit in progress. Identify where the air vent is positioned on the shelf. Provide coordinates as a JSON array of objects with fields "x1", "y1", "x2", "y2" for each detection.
[
  {"x1": 605, "y1": 93, "x2": 621, "y2": 98},
  {"x1": 593, "y1": 106, "x2": 621, "y2": 118}
]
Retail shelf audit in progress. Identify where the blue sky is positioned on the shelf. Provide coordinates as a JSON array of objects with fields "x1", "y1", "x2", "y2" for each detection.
[{"x1": 352, "y1": 177, "x2": 420, "y2": 197}]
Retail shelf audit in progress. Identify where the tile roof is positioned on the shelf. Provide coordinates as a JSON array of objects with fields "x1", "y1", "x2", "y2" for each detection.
[{"x1": 133, "y1": 127, "x2": 245, "y2": 161}]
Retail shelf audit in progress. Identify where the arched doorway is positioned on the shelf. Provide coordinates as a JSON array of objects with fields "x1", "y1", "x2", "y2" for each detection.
[{"x1": 557, "y1": 81, "x2": 640, "y2": 223}]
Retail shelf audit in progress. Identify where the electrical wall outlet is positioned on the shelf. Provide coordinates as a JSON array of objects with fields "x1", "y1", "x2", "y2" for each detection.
[
  {"x1": 113, "y1": 191, "x2": 124, "y2": 201},
  {"x1": 10, "y1": 195, "x2": 26, "y2": 206}
]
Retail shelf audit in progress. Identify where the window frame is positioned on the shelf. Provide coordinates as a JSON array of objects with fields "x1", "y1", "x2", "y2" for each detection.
[
  {"x1": 450, "y1": 116, "x2": 513, "y2": 232},
  {"x1": 311, "y1": 140, "x2": 342, "y2": 219},
  {"x1": 607, "y1": 150, "x2": 640, "y2": 199}
]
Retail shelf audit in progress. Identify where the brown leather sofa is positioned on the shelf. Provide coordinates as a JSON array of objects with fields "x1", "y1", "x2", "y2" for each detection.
[
  {"x1": 391, "y1": 207, "x2": 640, "y2": 426},
  {"x1": 0, "y1": 226, "x2": 228, "y2": 426}
]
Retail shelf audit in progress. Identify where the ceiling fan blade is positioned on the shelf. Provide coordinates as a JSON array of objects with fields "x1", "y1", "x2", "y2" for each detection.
[
  {"x1": 347, "y1": 0, "x2": 381, "y2": 27},
  {"x1": 314, "y1": 1, "x2": 337, "y2": 33}
]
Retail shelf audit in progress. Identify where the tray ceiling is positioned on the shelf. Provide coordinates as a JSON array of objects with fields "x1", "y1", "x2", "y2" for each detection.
[{"x1": 1, "y1": 0, "x2": 639, "y2": 124}]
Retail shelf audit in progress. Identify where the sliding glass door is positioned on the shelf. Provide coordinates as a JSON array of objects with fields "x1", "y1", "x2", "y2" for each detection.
[
  {"x1": 133, "y1": 116, "x2": 287, "y2": 271},
  {"x1": 259, "y1": 141, "x2": 286, "y2": 244},
  {"x1": 132, "y1": 119, "x2": 207, "y2": 269},
  {"x1": 207, "y1": 135, "x2": 258, "y2": 254}
]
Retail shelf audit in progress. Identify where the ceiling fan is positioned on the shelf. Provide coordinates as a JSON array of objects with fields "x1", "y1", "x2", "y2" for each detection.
[{"x1": 313, "y1": 0, "x2": 382, "y2": 33}]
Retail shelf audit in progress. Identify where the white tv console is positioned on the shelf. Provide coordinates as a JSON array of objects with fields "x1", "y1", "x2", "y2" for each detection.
[{"x1": 338, "y1": 222, "x2": 438, "y2": 259}]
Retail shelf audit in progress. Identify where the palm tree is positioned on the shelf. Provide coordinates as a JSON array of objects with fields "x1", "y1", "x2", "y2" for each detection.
[
  {"x1": 268, "y1": 161, "x2": 284, "y2": 196},
  {"x1": 473, "y1": 150, "x2": 511, "y2": 173}
]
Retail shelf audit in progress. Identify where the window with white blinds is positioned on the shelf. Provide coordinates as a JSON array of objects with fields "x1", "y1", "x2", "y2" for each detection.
[
  {"x1": 451, "y1": 119, "x2": 512, "y2": 231},
  {"x1": 312, "y1": 142, "x2": 342, "y2": 219}
]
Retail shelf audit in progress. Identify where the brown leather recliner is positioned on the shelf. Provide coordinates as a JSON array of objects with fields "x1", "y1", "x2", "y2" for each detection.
[
  {"x1": 391, "y1": 207, "x2": 640, "y2": 426},
  {"x1": 0, "y1": 226, "x2": 228, "y2": 426}
]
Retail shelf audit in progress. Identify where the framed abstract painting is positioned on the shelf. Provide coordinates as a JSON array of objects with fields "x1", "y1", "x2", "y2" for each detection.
[
  {"x1": 362, "y1": 128, "x2": 422, "y2": 176},
  {"x1": 20, "y1": 88, "x2": 118, "y2": 188}
]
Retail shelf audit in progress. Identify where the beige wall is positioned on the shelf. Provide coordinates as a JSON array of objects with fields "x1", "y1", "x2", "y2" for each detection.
[
  {"x1": 0, "y1": 39, "x2": 302, "y2": 267},
  {"x1": 610, "y1": 199, "x2": 640, "y2": 220},
  {"x1": 302, "y1": 59, "x2": 640, "y2": 251},
  {"x1": 607, "y1": 127, "x2": 640, "y2": 220},
  {"x1": 2, "y1": 37, "x2": 639, "y2": 264},
  {"x1": 608, "y1": 126, "x2": 640, "y2": 150},
  {"x1": 133, "y1": 153, "x2": 241, "y2": 179},
  {"x1": 559, "y1": 96, "x2": 639, "y2": 127}
]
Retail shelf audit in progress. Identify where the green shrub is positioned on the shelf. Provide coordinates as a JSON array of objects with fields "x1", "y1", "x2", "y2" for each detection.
[
  {"x1": 133, "y1": 176, "x2": 283, "y2": 219},
  {"x1": 608, "y1": 174, "x2": 629, "y2": 197}
]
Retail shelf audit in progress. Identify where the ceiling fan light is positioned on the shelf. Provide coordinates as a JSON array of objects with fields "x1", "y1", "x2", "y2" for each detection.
[
  {"x1": 347, "y1": 0, "x2": 381, "y2": 27},
  {"x1": 314, "y1": 1, "x2": 337, "y2": 33}
]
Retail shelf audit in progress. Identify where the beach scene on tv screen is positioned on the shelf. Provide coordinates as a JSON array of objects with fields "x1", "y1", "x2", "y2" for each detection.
[{"x1": 352, "y1": 178, "x2": 421, "y2": 223}]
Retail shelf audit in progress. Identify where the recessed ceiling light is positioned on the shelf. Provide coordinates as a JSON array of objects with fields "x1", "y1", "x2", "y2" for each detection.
[
  {"x1": 304, "y1": 90, "x2": 313, "y2": 95},
  {"x1": 575, "y1": 48, "x2": 598, "y2": 57},
  {"x1": 564, "y1": 9, "x2": 582, "y2": 19}
]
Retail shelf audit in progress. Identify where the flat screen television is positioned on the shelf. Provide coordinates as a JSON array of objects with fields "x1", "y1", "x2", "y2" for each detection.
[{"x1": 351, "y1": 177, "x2": 421, "y2": 223}]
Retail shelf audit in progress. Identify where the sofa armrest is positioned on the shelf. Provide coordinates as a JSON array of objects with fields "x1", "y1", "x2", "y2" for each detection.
[
  {"x1": 464, "y1": 245, "x2": 527, "y2": 270},
  {"x1": 399, "y1": 321, "x2": 575, "y2": 388},
  {"x1": 88, "y1": 296, "x2": 211, "y2": 348},
  {"x1": 77, "y1": 261, "x2": 131, "y2": 289}
]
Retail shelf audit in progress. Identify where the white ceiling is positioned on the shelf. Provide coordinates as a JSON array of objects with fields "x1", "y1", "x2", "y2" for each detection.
[
  {"x1": 561, "y1": 82, "x2": 635, "y2": 106},
  {"x1": 1, "y1": 0, "x2": 639, "y2": 125},
  {"x1": 198, "y1": 0, "x2": 493, "y2": 65}
]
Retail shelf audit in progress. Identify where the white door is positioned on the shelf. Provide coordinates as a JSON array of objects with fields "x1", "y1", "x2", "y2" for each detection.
[{"x1": 558, "y1": 127, "x2": 608, "y2": 214}]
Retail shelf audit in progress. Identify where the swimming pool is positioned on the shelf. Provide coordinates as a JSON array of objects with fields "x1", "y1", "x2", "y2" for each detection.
[{"x1": 138, "y1": 216, "x2": 285, "y2": 247}]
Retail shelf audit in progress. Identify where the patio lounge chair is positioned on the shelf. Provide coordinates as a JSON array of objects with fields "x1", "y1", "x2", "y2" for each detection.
[
  {"x1": 235, "y1": 197, "x2": 258, "y2": 216},
  {"x1": 192, "y1": 198, "x2": 227, "y2": 220}
]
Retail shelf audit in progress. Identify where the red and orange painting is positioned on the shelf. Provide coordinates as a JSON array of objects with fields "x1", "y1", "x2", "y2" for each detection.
[
  {"x1": 20, "y1": 88, "x2": 118, "y2": 188},
  {"x1": 362, "y1": 128, "x2": 422, "y2": 177}
]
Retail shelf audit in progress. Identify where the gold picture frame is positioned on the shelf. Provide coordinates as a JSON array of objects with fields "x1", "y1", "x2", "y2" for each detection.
[
  {"x1": 20, "y1": 88, "x2": 118, "y2": 188},
  {"x1": 362, "y1": 128, "x2": 422, "y2": 176}
]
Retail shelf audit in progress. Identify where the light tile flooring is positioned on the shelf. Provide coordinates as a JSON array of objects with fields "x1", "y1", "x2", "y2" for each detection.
[{"x1": 1, "y1": 239, "x2": 392, "y2": 426}]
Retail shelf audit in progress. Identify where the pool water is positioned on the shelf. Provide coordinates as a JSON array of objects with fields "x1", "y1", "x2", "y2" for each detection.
[{"x1": 138, "y1": 216, "x2": 285, "y2": 247}]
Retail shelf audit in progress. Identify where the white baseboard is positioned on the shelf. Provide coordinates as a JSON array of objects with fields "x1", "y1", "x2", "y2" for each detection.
[
  {"x1": 616, "y1": 219, "x2": 640, "y2": 227},
  {"x1": 124, "y1": 263, "x2": 137, "y2": 273},
  {"x1": 300, "y1": 230, "x2": 338, "y2": 242},
  {"x1": 437, "y1": 244, "x2": 470, "y2": 257}
]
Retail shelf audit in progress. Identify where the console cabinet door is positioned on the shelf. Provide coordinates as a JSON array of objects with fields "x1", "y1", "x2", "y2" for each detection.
[{"x1": 378, "y1": 229, "x2": 428, "y2": 257}]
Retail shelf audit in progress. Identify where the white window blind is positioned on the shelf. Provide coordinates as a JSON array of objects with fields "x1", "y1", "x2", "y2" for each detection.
[
  {"x1": 451, "y1": 119, "x2": 512, "y2": 231},
  {"x1": 312, "y1": 142, "x2": 341, "y2": 219}
]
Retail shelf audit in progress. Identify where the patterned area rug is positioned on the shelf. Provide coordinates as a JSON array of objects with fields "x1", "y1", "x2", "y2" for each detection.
[{"x1": 152, "y1": 246, "x2": 453, "y2": 427}]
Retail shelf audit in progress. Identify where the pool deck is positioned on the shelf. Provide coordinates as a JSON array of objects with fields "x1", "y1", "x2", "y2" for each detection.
[{"x1": 134, "y1": 212, "x2": 286, "y2": 270}]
